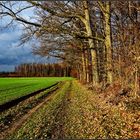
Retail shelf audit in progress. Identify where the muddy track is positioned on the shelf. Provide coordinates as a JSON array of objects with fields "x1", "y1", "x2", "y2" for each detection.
[
  {"x1": 0, "y1": 82, "x2": 59, "y2": 112},
  {"x1": 0, "y1": 82, "x2": 62, "y2": 139}
]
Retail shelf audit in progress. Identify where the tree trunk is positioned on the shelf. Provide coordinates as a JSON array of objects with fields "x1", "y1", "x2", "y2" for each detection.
[
  {"x1": 85, "y1": 49, "x2": 90, "y2": 83},
  {"x1": 82, "y1": 50, "x2": 87, "y2": 82},
  {"x1": 83, "y1": 0, "x2": 99, "y2": 84},
  {"x1": 104, "y1": 2, "x2": 113, "y2": 84}
]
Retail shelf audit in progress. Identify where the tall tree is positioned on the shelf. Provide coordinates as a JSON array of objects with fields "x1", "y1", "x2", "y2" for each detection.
[{"x1": 98, "y1": 1, "x2": 113, "y2": 84}]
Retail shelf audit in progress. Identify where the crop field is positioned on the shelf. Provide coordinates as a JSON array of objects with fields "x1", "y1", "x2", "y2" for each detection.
[{"x1": 0, "y1": 77, "x2": 72, "y2": 105}]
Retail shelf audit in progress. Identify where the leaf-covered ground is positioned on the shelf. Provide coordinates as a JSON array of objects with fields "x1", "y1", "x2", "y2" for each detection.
[
  {"x1": 62, "y1": 81, "x2": 140, "y2": 139},
  {"x1": 2, "y1": 80, "x2": 140, "y2": 139}
]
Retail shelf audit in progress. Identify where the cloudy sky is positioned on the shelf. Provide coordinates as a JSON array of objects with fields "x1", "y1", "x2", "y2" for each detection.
[
  {"x1": 0, "y1": 2, "x2": 52, "y2": 72},
  {"x1": 0, "y1": 29, "x2": 47, "y2": 72}
]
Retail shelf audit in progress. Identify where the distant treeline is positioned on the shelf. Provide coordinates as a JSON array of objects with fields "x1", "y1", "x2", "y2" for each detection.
[
  {"x1": 14, "y1": 63, "x2": 73, "y2": 77},
  {"x1": 0, "y1": 72, "x2": 17, "y2": 77}
]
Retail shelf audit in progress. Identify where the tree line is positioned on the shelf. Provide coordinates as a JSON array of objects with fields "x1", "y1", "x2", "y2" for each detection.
[
  {"x1": 0, "y1": 1, "x2": 140, "y2": 92},
  {"x1": 14, "y1": 63, "x2": 72, "y2": 77}
]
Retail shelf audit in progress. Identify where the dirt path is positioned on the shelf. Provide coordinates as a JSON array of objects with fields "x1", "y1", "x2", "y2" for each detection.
[
  {"x1": 0, "y1": 83, "x2": 61, "y2": 139},
  {"x1": 50, "y1": 81, "x2": 72, "y2": 139}
]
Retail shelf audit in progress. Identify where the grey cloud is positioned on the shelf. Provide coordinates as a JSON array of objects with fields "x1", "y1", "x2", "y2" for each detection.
[
  {"x1": 0, "y1": 65, "x2": 15, "y2": 72},
  {"x1": 0, "y1": 39, "x2": 48, "y2": 72}
]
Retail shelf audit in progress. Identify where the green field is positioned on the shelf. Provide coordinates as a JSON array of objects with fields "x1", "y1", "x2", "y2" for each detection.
[{"x1": 0, "y1": 77, "x2": 72, "y2": 105}]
